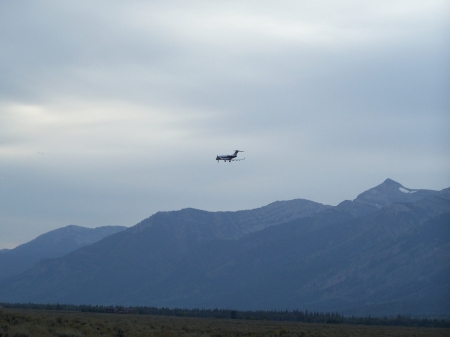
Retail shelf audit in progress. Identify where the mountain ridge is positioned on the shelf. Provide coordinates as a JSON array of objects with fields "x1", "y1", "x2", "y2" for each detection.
[
  {"x1": 0, "y1": 179, "x2": 448, "y2": 316},
  {"x1": 156, "y1": 192, "x2": 449, "y2": 314},
  {"x1": 0, "y1": 225, "x2": 126, "y2": 281}
]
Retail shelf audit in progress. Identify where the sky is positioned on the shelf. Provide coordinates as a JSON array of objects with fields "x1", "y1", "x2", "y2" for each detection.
[{"x1": 1, "y1": 0, "x2": 449, "y2": 249}]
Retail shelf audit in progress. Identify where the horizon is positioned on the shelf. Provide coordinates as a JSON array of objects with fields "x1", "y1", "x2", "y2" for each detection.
[
  {"x1": 3, "y1": 177, "x2": 448, "y2": 250},
  {"x1": 1, "y1": 1, "x2": 449, "y2": 249}
]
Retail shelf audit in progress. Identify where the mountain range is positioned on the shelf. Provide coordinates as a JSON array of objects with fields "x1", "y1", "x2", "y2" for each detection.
[
  {"x1": 0, "y1": 179, "x2": 448, "y2": 316},
  {"x1": 0, "y1": 225, "x2": 126, "y2": 281}
]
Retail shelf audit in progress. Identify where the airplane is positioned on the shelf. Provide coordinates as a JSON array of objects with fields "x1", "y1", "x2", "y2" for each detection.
[{"x1": 216, "y1": 150, "x2": 245, "y2": 162}]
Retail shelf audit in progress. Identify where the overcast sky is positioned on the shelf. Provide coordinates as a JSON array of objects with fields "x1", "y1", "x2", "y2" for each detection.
[{"x1": 1, "y1": 1, "x2": 449, "y2": 248}]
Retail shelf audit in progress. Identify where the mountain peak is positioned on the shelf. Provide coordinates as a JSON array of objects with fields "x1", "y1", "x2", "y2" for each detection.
[
  {"x1": 354, "y1": 179, "x2": 439, "y2": 209},
  {"x1": 382, "y1": 178, "x2": 401, "y2": 186}
]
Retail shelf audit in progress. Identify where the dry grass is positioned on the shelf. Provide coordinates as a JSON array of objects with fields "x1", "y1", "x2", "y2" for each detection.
[{"x1": 0, "y1": 308, "x2": 448, "y2": 337}]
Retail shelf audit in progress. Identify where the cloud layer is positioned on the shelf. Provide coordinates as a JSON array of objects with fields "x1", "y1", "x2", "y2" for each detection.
[{"x1": 1, "y1": 0, "x2": 449, "y2": 248}]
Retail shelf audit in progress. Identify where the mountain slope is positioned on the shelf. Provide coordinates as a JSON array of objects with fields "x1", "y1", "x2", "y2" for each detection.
[
  {"x1": 0, "y1": 225, "x2": 126, "y2": 281},
  {"x1": 0, "y1": 179, "x2": 447, "y2": 316},
  {"x1": 0, "y1": 198, "x2": 329, "y2": 304},
  {"x1": 132, "y1": 198, "x2": 331, "y2": 240},
  {"x1": 148, "y1": 190, "x2": 450, "y2": 314}
]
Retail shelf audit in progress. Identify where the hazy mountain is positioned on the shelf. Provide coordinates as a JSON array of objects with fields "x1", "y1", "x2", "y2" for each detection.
[
  {"x1": 335, "y1": 178, "x2": 440, "y2": 217},
  {"x1": 0, "y1": 225, "x2": 126, "y2": 281},
  {"x1": 132, "y1": 198, "x2": 331, "y2": 240},
  {"x1": 0, "y1": 179, "x2": 448, "y2": 316},
  {"x1": 0, "y1": 198, "x2": 328, "y2": 302},
  {"x1": 165, "y1": 193, "x2": 449, "y2": 315}
]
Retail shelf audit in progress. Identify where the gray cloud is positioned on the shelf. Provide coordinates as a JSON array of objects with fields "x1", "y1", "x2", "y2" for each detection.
[{"x1": 0, "y1": 0, "x2": 449, "y2": 248}]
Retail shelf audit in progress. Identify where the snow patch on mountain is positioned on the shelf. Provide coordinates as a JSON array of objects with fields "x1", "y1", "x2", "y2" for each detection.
[{"x1": 399, "y1": 187, "x2": 417, "y2": 194}]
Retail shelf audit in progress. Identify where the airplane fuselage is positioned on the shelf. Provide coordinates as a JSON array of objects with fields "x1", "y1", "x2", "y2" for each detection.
[
  {"x1": 216, "y1": 154, "x2": 237, "y2": 161},
  {"x1": 216, "y1": 150, "x2": 244, "y2": 162}
]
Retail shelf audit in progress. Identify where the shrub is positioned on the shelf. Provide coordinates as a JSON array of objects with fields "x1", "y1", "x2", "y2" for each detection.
[
  {"x1": 57, "y1": 329, "x2": 84, "y2": 337},
  {"x1": 10, "y1": 327, "x2": 30, "y2": 337}
]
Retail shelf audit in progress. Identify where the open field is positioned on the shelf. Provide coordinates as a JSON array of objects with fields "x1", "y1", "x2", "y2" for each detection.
[{"x1": 1, "y1": 308, "x2": 449, "y2": 337}]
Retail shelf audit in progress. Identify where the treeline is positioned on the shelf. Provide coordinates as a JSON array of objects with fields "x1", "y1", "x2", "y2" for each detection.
[{"x1": 1, "y1": 302, "x2": 449, "y2": 328}]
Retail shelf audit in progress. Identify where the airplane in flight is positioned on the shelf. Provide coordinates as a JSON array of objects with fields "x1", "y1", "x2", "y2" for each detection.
[{"x1": 216, "y1": 150, "x2": 245, "y2": 162}]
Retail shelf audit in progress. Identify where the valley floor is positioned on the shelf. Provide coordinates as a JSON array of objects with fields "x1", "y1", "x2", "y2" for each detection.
[{"x1": 1, "y1": 308, "x2": 449, "y2": 337}]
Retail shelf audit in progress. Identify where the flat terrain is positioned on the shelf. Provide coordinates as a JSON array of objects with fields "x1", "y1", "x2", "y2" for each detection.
[{"x1": 0, "y1": 308, "x2": 448, "y2": 337}]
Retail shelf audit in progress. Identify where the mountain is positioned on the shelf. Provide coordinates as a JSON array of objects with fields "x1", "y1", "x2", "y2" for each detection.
[
  {"x1": 0, "y1": 198, "x2": 328, "y2": 303},
  {"x1": 336, "y1": 178, "x2": 440, "y2": 217},
  {"x1": 0, "y1": 179, "x2": 448, "y2": 316},
  {"x1": 0, "y1": 225, "x2": 126, "y2": 281},
  {"x1": 166, "y1": 192, "x2": 449, "y2": 315}
]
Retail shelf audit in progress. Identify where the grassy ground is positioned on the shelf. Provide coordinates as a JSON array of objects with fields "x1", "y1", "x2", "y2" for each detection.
[{"x1": 0, "y1": 308, "x2": 449, "y2": 337}]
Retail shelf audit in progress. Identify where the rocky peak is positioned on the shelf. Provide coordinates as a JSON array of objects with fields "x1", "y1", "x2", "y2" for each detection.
[{"x1": 354, "y1": 178, "x2": 438, "y2": 209}]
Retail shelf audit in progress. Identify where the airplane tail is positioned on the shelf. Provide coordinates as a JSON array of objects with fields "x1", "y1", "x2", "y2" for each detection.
[{"x1": 233, "y1": 150, "x2": 243, "y2": 155}]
